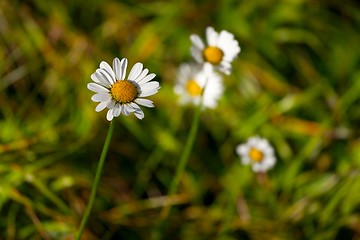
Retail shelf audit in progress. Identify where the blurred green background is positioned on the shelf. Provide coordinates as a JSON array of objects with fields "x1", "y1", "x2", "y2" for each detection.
[{"x1": 1, "y1": 0, "x2": 360, "y2": 239}]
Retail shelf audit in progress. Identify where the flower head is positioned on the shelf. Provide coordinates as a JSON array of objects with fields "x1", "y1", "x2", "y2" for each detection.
[
  {"x1": 190, "y1": 26, "x2": 240, "y2": 75},
  {"x1": 174, "y1": 63, "x2": 223, "y2": 109},
  {"x1": 236, "y1": 136, "x2": 276, "y2": 172},
  {"x1": 87, "y1": 57, "x2": 160, "y2": 121}
]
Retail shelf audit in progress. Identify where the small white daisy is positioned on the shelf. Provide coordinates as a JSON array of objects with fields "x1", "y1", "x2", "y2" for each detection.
[
  {"x1": 87, "y1": 57, "x2": 160, "y2": 121},
  {"x1": 236, "y1": 136, "x2": 276, "y2": 172},
  {"x1": 190, "y1": 26, "x2": 241, "y2": 75},
  {"x1": 174, "y1": 63, "x2": 223, "y2": 109}
]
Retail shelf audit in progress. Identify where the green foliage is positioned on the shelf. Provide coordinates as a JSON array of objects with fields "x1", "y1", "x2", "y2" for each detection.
[{"x1": 0, "y1": 0, "x2": 359, "y2": 239}]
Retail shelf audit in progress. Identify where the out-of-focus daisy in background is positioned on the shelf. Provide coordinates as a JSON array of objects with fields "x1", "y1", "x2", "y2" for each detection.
[
  {"x1": 190, "y1": 26, "x2": 241, "y2": 75},
  {"x1": 87, "y1": 57, "x2": 160, "y2": 121},
  {"x1": 174, "y1": 63, "x2": 224, "y2": 109},
  {"x1": 236, "y1": 136, "x2": 276, "y2": 172}
]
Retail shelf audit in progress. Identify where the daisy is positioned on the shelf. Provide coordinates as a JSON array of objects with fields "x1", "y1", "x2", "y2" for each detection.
[
  {"x1": 87, "y1": 57, "x2": 160, "y2": 121},
  {"x1": 236, "y1": 136, "x2": 276, "y2": 172},
  {"x1": 190, "y1": 26, "x2": 241, "y2": 75},
  {"x1": 174, "y1": 63, "x2": 223, "y2": 109}
]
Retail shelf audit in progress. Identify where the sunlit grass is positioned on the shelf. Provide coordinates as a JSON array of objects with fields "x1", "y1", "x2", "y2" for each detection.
[{"x1": 0, "y1": 0, "x2": 360, "y2": 239}]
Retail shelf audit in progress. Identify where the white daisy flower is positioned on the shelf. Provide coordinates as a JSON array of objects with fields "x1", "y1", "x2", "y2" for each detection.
[
  {"x1": 87, "y1": 57, "x2": 160, "y2": 121},
  {"x1": 190, "y1": 26, "x2": 241, "y2": 75},
  {"x1": 174, "y1": 63, "x2": 223, "y2": 109},
  {"x1": 236, "y1": 136, "x2": 276, "y2": 172}
]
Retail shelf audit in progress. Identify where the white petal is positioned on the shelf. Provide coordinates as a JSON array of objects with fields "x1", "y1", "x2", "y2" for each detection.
[
  {"x1": 134, "y1": 109, "x2": 144, "y2": 119},
  {"x1": 91, "y1": 93, "x2": 111, "y2": 102},
  {"x1": 141, "y1": 81, "x2": 160, "y2": 92},
  {"x1": 190, "y1": 34, "x2": 205, "y2": 50},
  {"x1": 94, "y1": 70, "x2": 111, "y2": 86},
  {"x1": 120, "y1": 58, "x2": 128, "y2": 80},
  {"x1": 248, "y1": 137, "x2": 258, "y2": 146},
  {"x1": 128, "y1": 102, "x2": 141, "y2": 111},
  {"x1": 218, "y1": 63, "x2": 231, "y2": 75},
  {"x1": 92, "y1": 73, "x2": 109, "y2": 87},
  {"x1": 203, "y1": 62, "x2": 214, "y2": 74},
  {"x1": 106, "y1": 109, "x2": 114, "y2": 121},
  {"x1": 262, "y1": 158, "x2": 274, "y2": 169},
  {"x1": 128, "y1": 63, "x2": 143, "y2": 81},
  {"x1": 222, "y1": 43, "x2": 240, "y2": 61},
  {"x1": 174, "y1": 84, "x2": 185, "y2": 95},
  {"x1": 139, "y1": 88, "x2": 159, "y2": 97},
  {"x1": 217, "y1": 30, "x2": 234, "y2": 48},
  {"x1": 203, "y1": 98, "x2": 217, "y2": 109},
  {"x1": 107, "y1": 100, "x2": 116, "y2": 109},
  {"x1": 236, "y1": 144, "x2": 248, "y2": 156},
  {"x1": 113, "y1": 57, "x2": 123, "y2": 80},
  {"x1": 122, "y1": 105, "x2": 132, "y2": 115},
  {"x1": 241, "y1": 156, "x2": 251, "y2": 165},
  {"x1": 98, "y1": 68, "x2": 115, "y2": 85},
  {"x1": 90, "y1": 73, "x2": 100, "y2": 84},
  {"x1": 113, "y1": 103, "x2": 122, "y2": 117},
  {"x1": 252, "y1": 164, "x2": 262, "y2": 172},
  {"x1": 122, "y1": 103, "x2": 136, "y2": 113},
  {"x1": 100, "y1": 61, "x2": 115, "y2": 84},
  {"x1": 267, "y1": 157, "x2": 276, "y2": 167},
  {"x1": 190, "y1": 47, "x2": 203, "y2": 63},
  {"x1": 118, "y1": 105, "x2": 124, "y2": 116},
  {"x1": 264, "y1": 147, "x2": 274, "y2": 155},
  {"x1": 134, "y1": 68, "x2": 149, "y2": 83},
  {"x1": 95, "y1": 101, "x2": 108, "y2": 112},
  {"x1": 87, "y1": 83, "x2": 109, "y2": 93},
  {"x1": 206, "y1": 26, "x2": 218, "y2": 46},
  {"x1": 135, "y1": 98, "x2": 154, "y2": 108},
  {"x1": 137, "y1": 73, "x2": 156, "y2": 85}
]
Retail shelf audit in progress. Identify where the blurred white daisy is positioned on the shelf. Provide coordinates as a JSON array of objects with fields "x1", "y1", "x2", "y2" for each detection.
[
  {"x1": 236, "y1": 136, "x2": 276, "y2": 172},
  {"x1": 88, "y1": 57, "x2": 160, "y2": 121},
  {"x1": 190, "y1": 26, "x2": 241, "y2": 75},
  {"x1": 174, "y1": 63, "x2": 223, "y2": 109}
]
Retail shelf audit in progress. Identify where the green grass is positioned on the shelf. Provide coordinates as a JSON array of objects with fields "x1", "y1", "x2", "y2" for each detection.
[{"x1": 0, "y1": 0, "x2": 360, "y2": 239}]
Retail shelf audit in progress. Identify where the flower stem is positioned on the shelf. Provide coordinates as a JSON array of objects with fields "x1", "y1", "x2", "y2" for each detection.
[
  {"x1": 30, "y1": 177, "x2": 70, "y2": 214},
  {"x1": 153, "y1": 75, "x2": 208, "y2": 240},
  {"x1": 134, "y1": 106, "x2": 184, "y2": 196},
  {"x1": 160, "y1": 103, "x2": 202, "y2": 219},
  {"x1": 151, "y1": 103, "x2": 203, "y2": 240},
  {"x1": 75, "y1": 121, "x2": 114, "y2": 240}
]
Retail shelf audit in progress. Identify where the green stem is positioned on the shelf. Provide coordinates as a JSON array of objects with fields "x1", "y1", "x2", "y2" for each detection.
[
  {"x1": 134, "y1": 106, "x2": 184, "y2": 196},
  {"x1": 153, "y1": 79, "x2": 208, "y2": 240},
  {"x1": 157, "y1": 102, "x2": 203, "y2": 224},
  {"x1": 75, "y1": 121, "x2": 114, "y2": 240},
  {"x1": 30, "y1": 178, "x2": 70, "y2": 214},
  {"x1": 167, "y1": 104, "x2": 202, "y2": 202}
]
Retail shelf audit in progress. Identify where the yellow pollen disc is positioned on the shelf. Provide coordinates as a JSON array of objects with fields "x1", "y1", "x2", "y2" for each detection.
[
  {"x1": 110, "y1": 80, "x2": 138, "y2": 103},
  {"x1": 249, "y1": 148, "x2": 264, "y2": 162},
  {"x1": 186, "y1": 79, "x2": 202, "y2": 96},
  {"x1": 203, "y1": 46, "x2": 224, "y2": 65}
]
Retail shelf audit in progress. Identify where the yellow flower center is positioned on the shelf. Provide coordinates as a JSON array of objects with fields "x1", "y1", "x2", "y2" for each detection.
[
  {"x1": 249, "y1": 148, "x2": 264, "y2": 162},
  {"x1": 186, "y1": 79, "x2": 202, "y2": 96},
  {"x1": 203, "y1": 46, "x2": 224, "y2": 65},
  {"x1": 110, "y1": 80, "x2": 138, "y2": 103}
]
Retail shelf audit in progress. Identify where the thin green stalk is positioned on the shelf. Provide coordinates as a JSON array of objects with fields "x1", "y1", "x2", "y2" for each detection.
[
  {"x1": 160, "y1": 103, "x2": 202, "y2": 219},
  {"x1": 75, "y1": 121, "x2": 115, "y2": 240},
  {"x1": 29, "y1": 178, "x2": 70, "y2": 214},
  {"x1": 151, "y1": 102, "x2": 203, "y2": 240},
  {"x1": 134, "y1": 106, "x2": 184, "y2": 196},
  {"x1": 152, "y1": 76, "x2": 209, "y2": 240}
]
